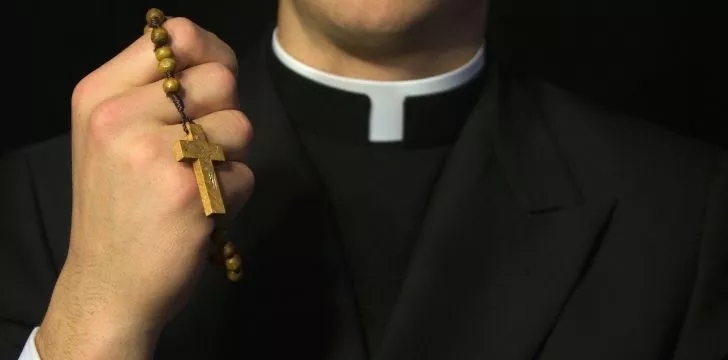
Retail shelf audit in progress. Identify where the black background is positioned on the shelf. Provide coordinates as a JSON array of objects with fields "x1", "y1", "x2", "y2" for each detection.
[{"x1": 5, "y1": 0, "x2": 725, "y2": 155}]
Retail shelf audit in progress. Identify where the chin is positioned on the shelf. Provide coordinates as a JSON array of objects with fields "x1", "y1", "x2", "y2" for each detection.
[{"x1": 292, "y1": 0, "x2": 445, "y2": 49}]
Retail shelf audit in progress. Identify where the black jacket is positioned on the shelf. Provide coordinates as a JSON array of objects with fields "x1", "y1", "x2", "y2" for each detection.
[{"x1": 1, "y1": 35, "x2": 726, "y2": 360}]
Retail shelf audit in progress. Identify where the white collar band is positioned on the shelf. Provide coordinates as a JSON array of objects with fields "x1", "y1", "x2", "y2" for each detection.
[{"x1": 272, "y1": 28, "x2": 486, "y2": 142}]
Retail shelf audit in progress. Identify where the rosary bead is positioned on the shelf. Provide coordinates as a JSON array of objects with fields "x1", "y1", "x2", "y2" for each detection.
[
  {"x1": 222, "y1": 241, "x2": 236, "y2": 258},
  {"x1": 151, "y1": 27, "x2": 170, "y2": 47},
  {"x1": 155, "y1": 46, "x2": 173, "y2": 61},
  {"x1": 225, "y1": 254, "x2": 242, "y2": 271},
  {"x1": 158, "y1": 58, "x2": 177, "y2": 74},
  {"x1": 145, "y1": 8, "x2": 166, "y2": 26},
  {"x1": 146, "y1": 8, "x2": 241, "y2": 283},
  {"x1": 163, "y1": 77, "x2": 181, "y2": 94},
  {"x1": 227, "y1": 269, "x2": 243, "y2": 282}
]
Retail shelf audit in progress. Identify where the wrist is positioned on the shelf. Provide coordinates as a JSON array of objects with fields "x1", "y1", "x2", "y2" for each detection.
[
  {"x1": 36, "y1": 313, "x2": 158, "y2": 360},
  {"x1": 35, "y1": 268, "x2": 161, "y2": 360}
]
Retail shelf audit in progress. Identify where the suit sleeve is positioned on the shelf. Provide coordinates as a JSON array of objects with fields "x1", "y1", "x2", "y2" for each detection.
[
  {"x1": 0, "y1": 150, "x2": 58, "y2": 359},
  {"x1": 673, "y1": 151, "x2": 728, "y2": 360}
]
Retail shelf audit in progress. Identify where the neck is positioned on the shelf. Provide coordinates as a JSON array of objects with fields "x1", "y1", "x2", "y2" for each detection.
[{"x1": 276, "y1": 1, "x2": 486, "y2": 81}]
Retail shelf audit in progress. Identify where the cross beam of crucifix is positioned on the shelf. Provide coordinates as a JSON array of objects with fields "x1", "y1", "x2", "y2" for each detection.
[{"x1": 173, "y1": 123, "x2": 226, "y2": 216}]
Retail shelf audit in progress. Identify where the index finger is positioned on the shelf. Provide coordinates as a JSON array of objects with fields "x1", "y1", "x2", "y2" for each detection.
[{"x1": 75, "y1": 17, "x2": 238, "y2": 113}]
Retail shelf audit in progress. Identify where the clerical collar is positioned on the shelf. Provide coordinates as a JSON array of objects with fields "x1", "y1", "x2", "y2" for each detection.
[{"x1": 269, "y1": 28, "x2": 488, "y2": 147}]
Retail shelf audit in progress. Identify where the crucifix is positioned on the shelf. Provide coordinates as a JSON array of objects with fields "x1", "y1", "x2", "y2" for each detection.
[
  {"x1": 149, "y1": 6, "x2": 241, "y2": 281},
  {"x1": 173, "y1": 123, "x2": 227, "y2": 216}
]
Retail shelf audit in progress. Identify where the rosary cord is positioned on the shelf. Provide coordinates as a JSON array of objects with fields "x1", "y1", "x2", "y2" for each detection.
[
  {"x1": 150, "y1": 18, "x2": 193, "y2": 134},
  {"x1": 169, "y1": 92, "x2": 192, "y2": 125},
  {"x1": 146, "y1": 8, "x2": 243, "y2": 282}
]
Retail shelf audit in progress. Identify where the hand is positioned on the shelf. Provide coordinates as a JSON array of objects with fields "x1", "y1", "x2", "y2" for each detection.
[{"x1": 36, "y1": 17, "x2": 254, "y2": 359}]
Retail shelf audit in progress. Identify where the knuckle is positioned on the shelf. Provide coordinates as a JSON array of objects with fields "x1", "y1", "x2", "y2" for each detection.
[
  {"x1": 223, "y1": 44, "x2": 239, "y2": 76},
  {"x1": 167, "y1": 17, "x2": 200, "y2": 40},
  {"x1": 228, "y1": 51, "x2": 239, "y2": 76},
  {"x1": 126, "y1": 135, "x2": 163, "y2": 168},
  {"x1": 87, "y1": 99, "x2": 124, "y2": 141},
  {"x1": 229, "y1": 110, "x2": 253, "y2": 143},
  {"x1": 71, "y1": 75, "x2": 96, "y2": 112},
  {"x1": 163, "y1": 165, "x2": 202, "y2": 210},
  {"x1": 208, "y1": 31, "x2": 239, "y2": 75},
  {"x1": 243, "y1": 165, "x2": 255, "y2": 191},
  {"x1": 227, "y1": 163, "x2": 255, "y2": 208},
  {"x1": 239, "y1": 165, "x2": 255, "y2": 202},
  {"x1": 166, "y1": 17, "x2": 205, "y2": 58},
  {"x1": 204, "y1": 62, "x2": 237, "y2": 93}
]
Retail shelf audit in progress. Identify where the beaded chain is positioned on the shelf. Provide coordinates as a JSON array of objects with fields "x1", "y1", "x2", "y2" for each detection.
[
  {"x1": 144, "y1": 8, "x2": 192, "y2": 134},
  {"x1": 145, "y1": 8, "x2": 243, "y2": 282}
]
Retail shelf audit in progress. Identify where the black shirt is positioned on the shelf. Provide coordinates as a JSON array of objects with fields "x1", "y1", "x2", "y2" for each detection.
[{"x1": 268, "y1": 48, "x2": 487, "y2": 353}]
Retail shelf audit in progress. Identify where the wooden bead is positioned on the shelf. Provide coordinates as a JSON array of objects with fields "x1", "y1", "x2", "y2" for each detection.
[
  {"x1": 225, "y1": 254, "x2": 242, "y2": 271},
  {"x1": 151, "y1": 27, "x2": 169, "y2": 46},
  {"x1": 145, "y1": 8, "x2": 166, "y2": 26},
  {"x1": 158, "y1": 58, "x2": 177, "y2": 74},
  {"x1": 227, "y1": 269, "x2": 243, "y2": 282},
  {"x1": 162, "y1": 77, "x2": 181, "y2": 94},
  {"x1": 155, "y1": 46, "x2": 173, "y2": 61},
  {"x1": 222, "y1": 242, "x2": 236, "y2": 258}
]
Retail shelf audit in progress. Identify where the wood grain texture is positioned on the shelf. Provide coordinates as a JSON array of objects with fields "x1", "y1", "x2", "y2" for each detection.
[{"x1": 173, "y1": 123, "x2": 226, "y2": 216}]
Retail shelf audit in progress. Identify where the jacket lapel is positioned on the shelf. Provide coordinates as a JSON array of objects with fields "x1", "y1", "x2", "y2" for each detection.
[{"x1": 378, "y1": 65, "x2": 617, "y2": 359}]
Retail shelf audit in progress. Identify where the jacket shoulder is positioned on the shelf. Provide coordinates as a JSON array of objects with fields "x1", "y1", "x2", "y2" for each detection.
[{"x1": 522, "y1": 76, "x2": 725, "y2": 196}]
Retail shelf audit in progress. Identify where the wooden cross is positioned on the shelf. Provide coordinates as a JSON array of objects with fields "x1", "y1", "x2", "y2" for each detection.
[{"x1": 173, "y1": 123, "x2": 226, "y2": 216}]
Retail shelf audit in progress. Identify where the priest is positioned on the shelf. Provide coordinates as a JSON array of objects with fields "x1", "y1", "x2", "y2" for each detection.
[{"x1": 2, "y1": 0, "x2": 727, "y2": 359}]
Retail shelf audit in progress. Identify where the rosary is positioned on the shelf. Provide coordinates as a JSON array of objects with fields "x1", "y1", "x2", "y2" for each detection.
[{"x1": 145, "y1": 8, "x2": 243, "y2": 282}]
